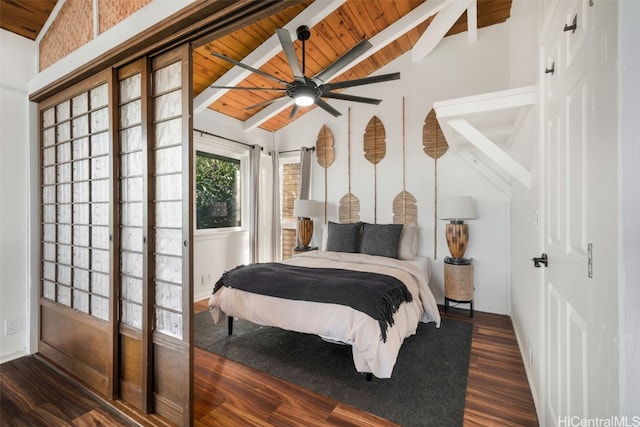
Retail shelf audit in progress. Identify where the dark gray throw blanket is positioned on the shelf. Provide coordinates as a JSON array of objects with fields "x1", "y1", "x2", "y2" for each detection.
[{"x1": 214, "y1": 263, "x2": 413, "y2": 342}]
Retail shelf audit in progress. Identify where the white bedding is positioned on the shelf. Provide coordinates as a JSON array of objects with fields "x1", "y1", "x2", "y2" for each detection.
[{"x1": 208, "y1": 250, "x2": 441, "y2": 378}]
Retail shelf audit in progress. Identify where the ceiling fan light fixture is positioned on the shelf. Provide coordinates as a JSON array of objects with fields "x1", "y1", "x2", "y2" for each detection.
[{"x1": 293, "y1": 85, "x2": 316, "y2": 106}]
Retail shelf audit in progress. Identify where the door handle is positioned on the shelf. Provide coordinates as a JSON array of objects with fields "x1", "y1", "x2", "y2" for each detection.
[{"x1": 532, "y1": 253, "x2": 548, "y2": 268}]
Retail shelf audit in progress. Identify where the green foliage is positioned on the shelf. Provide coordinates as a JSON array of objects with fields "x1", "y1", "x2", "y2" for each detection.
[{"x1": 195, "y1": 154, "x2": 240, "y2": 229}]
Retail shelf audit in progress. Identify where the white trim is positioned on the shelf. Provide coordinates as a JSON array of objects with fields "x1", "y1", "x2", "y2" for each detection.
[{"x1": 35, "y1": 0, "x2": 66, "y2": 44}]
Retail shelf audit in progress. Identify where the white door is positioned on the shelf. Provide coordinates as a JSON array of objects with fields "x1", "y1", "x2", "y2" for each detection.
[{"x1": 540, "y1": 0, "x2": 619, "y2": 424}]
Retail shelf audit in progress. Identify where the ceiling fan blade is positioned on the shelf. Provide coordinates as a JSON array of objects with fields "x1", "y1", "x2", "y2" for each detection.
[
  {"x1": 314, "y1": 98, "x2": 342, "y2": 118},
  {"x1": 209, "y1": 85, "x2": 287, "y2": 91},
  {"x1": 321, "y1": 92, "x2": 382, "y2": 105},
  {"x1": 211, "y1": 51, "x2": 289, "y2": 85},
  {"x1": 289, "y1": 104, "x2": 300, "y2": 119},
  {"x1": 245, "y1": 96, "x2": 289, "y2": 111},
  {"x1": 312, "y1": 39, "x2": 372, "y2": 84},
  {"x1": 276, "y1": 28, "x2": 304, "y2": 80},
  {"x1": 321, "y1": 72, "x2": 401, "y2": 91}
]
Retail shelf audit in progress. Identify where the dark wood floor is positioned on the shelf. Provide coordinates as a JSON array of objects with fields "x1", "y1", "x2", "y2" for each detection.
[{"x1": 1, "y1": 302, "x2": 538, "y2": 426}]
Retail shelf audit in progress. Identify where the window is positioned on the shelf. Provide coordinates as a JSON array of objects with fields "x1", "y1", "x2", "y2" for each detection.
[
  {"x1": 196, "y1": 151, "x2": 241, "y2": 229},
  {"x1": 280, "y1": 160, "x2": 300, "y2": 259}
]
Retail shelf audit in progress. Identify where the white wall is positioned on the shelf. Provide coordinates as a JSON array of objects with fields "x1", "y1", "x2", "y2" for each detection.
[
  {"x1": 0, "y1": 29, "x2": 37, "y2": 362},
  {"x1": 274, "y1": 24, "x2": 512, "y2": 314}
]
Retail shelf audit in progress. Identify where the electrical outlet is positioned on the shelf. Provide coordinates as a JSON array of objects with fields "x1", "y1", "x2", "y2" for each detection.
[{"x1": 5, "y1": 318, "x2": 18, "y2": 335}]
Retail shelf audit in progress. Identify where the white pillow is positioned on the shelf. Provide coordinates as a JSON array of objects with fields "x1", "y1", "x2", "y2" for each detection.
[{"x1": 397, "y1": 224, "x2": 418, "y2": 260}]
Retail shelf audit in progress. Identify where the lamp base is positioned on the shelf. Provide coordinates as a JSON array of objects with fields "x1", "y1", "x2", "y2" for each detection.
[
  {"x1": 444, "y1": 256, "x2": 472, "y2": 266},
  {"x1": 297, "y1": 217, "x2": 314, "y2": 248}
]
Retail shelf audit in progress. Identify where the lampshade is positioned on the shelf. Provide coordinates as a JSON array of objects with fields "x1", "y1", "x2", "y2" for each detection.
[
  {"x1": 293, "y1": 199, "x2": 321, "y2": 218},
  {"x1": 439, "y1": 196, "x2": 476, "y2": 221}
]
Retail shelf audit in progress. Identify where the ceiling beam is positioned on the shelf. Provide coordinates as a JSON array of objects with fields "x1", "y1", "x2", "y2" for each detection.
[
  {"x1": 193, "y1": 0, "x2": 344, "y2": 114},
  {"x1": 243, "y1": 0, "x2": 456, "y2": 131},
  {"x1": 411, "y1": 0, "x2": 473, "y2": 62},
  {"x1": 467, "y1": 0, "x2": 477, "y2": 43}
]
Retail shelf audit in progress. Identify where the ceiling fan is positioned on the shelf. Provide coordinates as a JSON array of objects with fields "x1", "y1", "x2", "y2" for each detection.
[{"x1": 209, "y1": 25, "x2": 401, "y2": 119}]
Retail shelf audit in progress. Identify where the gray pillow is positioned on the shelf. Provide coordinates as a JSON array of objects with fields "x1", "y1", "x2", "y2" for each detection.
[
  {"x1": 360, "y1": 223, "x2": 403, "y2": 258},
  {"x1": 325, "y1": 222, "x2": 362, "y2": 253}
]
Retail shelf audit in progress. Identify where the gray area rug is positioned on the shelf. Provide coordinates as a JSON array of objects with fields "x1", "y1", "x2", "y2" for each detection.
[{"x1": 194, "y1": 310, "x2": 472, "y2": 426}]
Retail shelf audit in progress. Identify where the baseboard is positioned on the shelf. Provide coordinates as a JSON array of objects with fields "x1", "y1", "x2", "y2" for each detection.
[
  {"x1": 510, "y1": 317, "x2": 542, "y2": 423},
  {"x1": 1, "y1": 348, "x2": 28, "y2": 364}
]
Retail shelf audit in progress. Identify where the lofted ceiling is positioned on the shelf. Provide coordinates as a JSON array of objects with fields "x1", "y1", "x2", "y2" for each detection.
[{"x1": 1, "y1": 0, "x2": 511, "y2": 133}]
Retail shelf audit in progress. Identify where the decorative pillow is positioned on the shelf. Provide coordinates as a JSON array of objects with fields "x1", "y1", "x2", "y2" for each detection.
[
  {"x1": 360, "y1": 223, "x2": 403, "y2": 259},
  {"x1": 325, "y1": 221, "x2": 362, "y2": 253},
  {"x1": 397, "y1": 224, "x2": 418, "y2": 260}
]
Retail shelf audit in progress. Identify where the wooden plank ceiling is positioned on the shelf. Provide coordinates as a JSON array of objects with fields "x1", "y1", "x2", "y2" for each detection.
[
  {"x1": 1, "y1": 0, "x2": 511, "y2": 133},
  {"x1": 194, "y1": 0, "x2": 512, "y2": 133}
]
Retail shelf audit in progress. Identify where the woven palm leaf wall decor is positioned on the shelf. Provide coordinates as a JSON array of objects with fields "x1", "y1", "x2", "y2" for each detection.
[
  {"x1": 393, "y1": 98, "x2": 418, "y2": 225},
  {"x1": 363, "y1": 115, "x2": 386, "y2": 223},
  {"x1": 339, "y1": 108, "x2": 360, "y2": 223},
  {"x1": 315, "y1": 124, "x2": 334, "y2": 220},
  {"x1": 423, "y1": 107, "x2": 449, "y2": 258}
]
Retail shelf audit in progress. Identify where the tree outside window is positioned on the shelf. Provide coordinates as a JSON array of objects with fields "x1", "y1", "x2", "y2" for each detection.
[{"x1": 196, "y1": 151, "x2": 241, "y2": 229}]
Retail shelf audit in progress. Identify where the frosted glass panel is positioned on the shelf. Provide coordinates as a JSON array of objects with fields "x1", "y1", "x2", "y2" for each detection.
[
  {"x1": 73, "y1": 268, "x2": 89, "y2": 290},
  {"x1": 42, "y1": 186, "x2": 55, "y2": 204},
  {"x1": 57, "y1": 163, "x2": 71, "y2": 183},
  {"x1": 121, "y1": 100, "x2": 141, "y2": 128},
  {"x1": 57, "y1": 245, "x2": 71, "y2": 265},
  {"x1": 43, "y1": 262, "x2": 55, "y2": 280},
  {"x1": 73, "y1": 291, "x2": 89, "y2": 313},
  {"x1": 121, "y1": 151, "x2": 142, "y2": 176},
  {"x1": 73, "y1": 137, "x2": 89, "y2": 159},
  {"x1": 155, "y1": 228, "x2": 182, "y2": 256},
  {"x1": 73, "y1": 160, "x2": 89, "y2": 182},
  {"x1": 58, "y1": 265, "x2": 71, "y2": 285},
  {"x1": 155, "y1": 146, "x2": 182, "y2": 174},
  {"x1": 73, "y1": 247, "x2": 89, "y2": 269},
  {"x1": 121, "y1": 126, "x2": 142, "y2": 152},
  {"x1": 155, "y1": 308, "x2": 182, "y2": 339},
  {"x1": 122, "y1": 301, "x2": 142, "y2": 329},
  {"x1": 43, "y1": 205, "x2": 55, "y2": 223},
  {"x1": 155, "y1": 201, "x2": 181, "y2": 228},
  {"x1": 91, "y1": 249, "x2": 109, "y2": 273},
  {"x1": 121, "y1": 276, "x2": 142, "y2": 303},
  {"x1": 43, "y1": 224, "x2": 55, "y2": 242},
  {"x1": 91, "y1": 202, "x2": 109, "y2": 225},
  {"x1": 57, "y1": 183, "x2": 71, "y2": 203},
  {"x1": 92, "y1": 132, "x2": 109, "y2": 156},
  {"x1": 43, "y1": 166, "x2": 55, "y2": 185},
  {"x1": 155, "y1": 255, "x2": 182, "y2": 284},
  {"x1": 155, "y1": 118, "x2": 181, "y2": 148},
  {"x1": 43, "y1": 281, "x2": 55, "y2": 300},
  {"x1": 156, "y1": 282, "x2": 182, "y2": 311},
  {"x1": 91, "y1": 179, "x2": 109, "y2": 202},
  {"x1": 57, "y1": 204, "x2": 71, "y2": 224},
  {"x1": 57, "y1": 285, "x2": 71, "y2": 306},
  {"x1": 73, "y1": 205, "x2": 89, "y2": 224},
  {"x1": 120, "y1": 74, "x2": 141, "y2": 102},
  {"x1": 91, "y1": 272, "x2": 109, "y2": 296},
  {"x1": 121, "y1": 177, "x2": 142, "y2": 201},
  {"x1": 57, "y1": 122, "x2": 70, "y2": 143},
  {"x1": 91, "y1": 108, "x2": 109, "y2": 132},
  {"x1": 43, "y1": 128, "x2": 55, "y2": 146},
  {"x1": 90, "y1": 84, "x2": 108, "y2": 108},
  {"x1": 56, "y1": 101, "x2": 70, "y2": 121},
  {"x1": 43, "y1": 243, "x2": 55, "y2": 261},
  {"x1": 43, "y1": 147, "x2": 55, "y2": 165},
  {"x1": 156, "y1": 174, "x2": 181, "y2": 200},
  {"x1": 121, "y1": 202, "x2": 142, "y2": 226},
  {"x1": 58, "y1": 224, "x2": 71, "y2": 245},
  {"x1": 121, "y1": 252, "x2": 143, "y2": 278},
  {"x1": 72, "y1": 93, "x2": 88, "y2": 115},
  {"x1": 154, "y1": 90, "x2": 182, "y2": 121},
  {"x1": 120, "y1": 226, "x2": 143, "y2": 252},
  {"x1": 72, "y1": 115, "x2": 89, "y2": 137},
  {"x1": 91, "y1": 226, "x2": 109, "y2": 249},
  {"x1": 91, "y1": 156, "x2": 109, "y2": 179},
  {"x1": 42, "y1": 108, "x2": 55, "y2": 128},
  {"x1": 154, "y1": 61, "x2": 181, "y2": 93},
  {"x1": 91, "y1": 296, "x2": 109, "y2": 321},
  {"x1": 72, "y1": 182, "x2": 89, "y2": 203}
]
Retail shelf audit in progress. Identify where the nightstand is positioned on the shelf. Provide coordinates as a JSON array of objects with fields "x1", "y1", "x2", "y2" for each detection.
[{"x1": 444, "y1": 258, "x2": 474, "y2": 317}]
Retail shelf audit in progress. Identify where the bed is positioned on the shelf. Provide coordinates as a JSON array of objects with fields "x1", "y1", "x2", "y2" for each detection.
[{"x1": 208, "y1": 224, "x2": 441, "y2": 379}]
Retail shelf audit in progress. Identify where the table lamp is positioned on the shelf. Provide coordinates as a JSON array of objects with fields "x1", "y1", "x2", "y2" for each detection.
[{"x1": 293, "y1": 199, "x2": 321, "y2": 250}]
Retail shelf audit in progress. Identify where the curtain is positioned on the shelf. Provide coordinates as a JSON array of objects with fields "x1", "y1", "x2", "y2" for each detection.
[
  {"x1": 271, "y1": 150, "x2": 281, "y2": 261},
  {"x1": 298, "y1": 147, "x2": 312, "y2": 200},
  {"x1": 249, "y1": 145, "x2": 261, "y2": 263}
]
